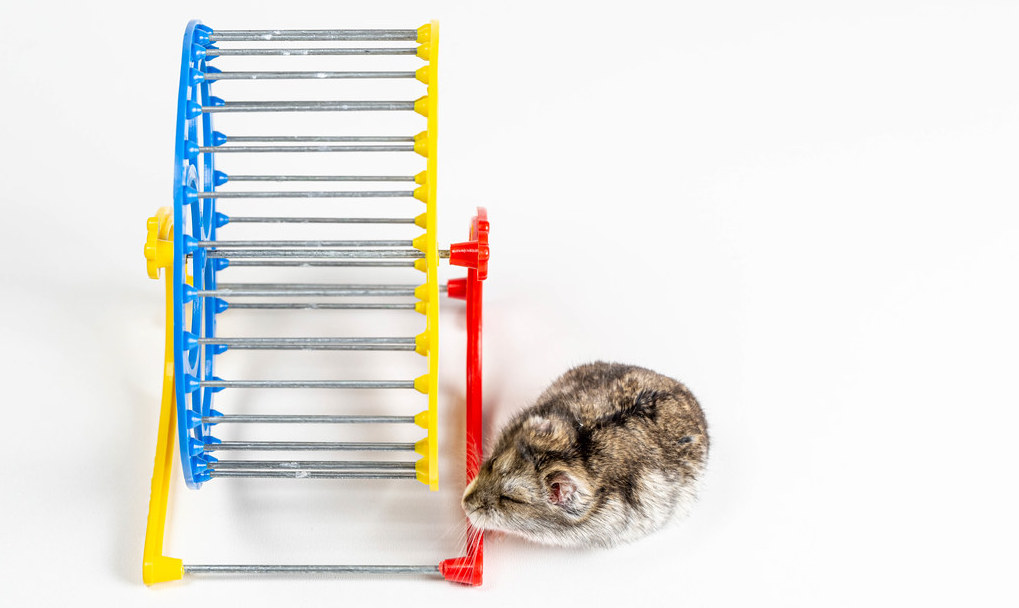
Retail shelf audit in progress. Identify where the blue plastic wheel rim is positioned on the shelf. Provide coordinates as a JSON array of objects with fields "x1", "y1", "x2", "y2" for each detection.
[{"x1": 173, "y1": 20, "x2": 220, "y2": 488}]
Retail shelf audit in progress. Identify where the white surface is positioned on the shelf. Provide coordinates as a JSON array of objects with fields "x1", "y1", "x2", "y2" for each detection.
[{"x1": 1, "y1": 1, "x2": 1016, "y2": 606}]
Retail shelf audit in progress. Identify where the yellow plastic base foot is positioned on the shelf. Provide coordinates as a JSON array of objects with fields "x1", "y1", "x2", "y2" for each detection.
[{"x1": 143, "y1": 555, "x2": 184, "y2": 585}]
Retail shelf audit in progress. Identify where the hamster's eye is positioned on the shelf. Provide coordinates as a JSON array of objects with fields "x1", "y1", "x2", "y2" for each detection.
[{"x1": 499, "y1": 493, "x2": 527, "y2": 505}]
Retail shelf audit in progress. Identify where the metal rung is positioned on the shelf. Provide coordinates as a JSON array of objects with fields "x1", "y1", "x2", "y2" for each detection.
[
  {"x1": 200, "y1": 380, "x2": 416, "y2": 389},
  {"x1": 224, "y1": 261, "x2": 418, "y2": 268},
  {"x1": 199, "y1": 145, "x2": 414, "y2": 153},
  {"x1": 199, "y1": 286, "x2": 416, "y2": 298},
  {"x1": 217, "y1": 282, "x2": 421, "y2": 289},
  {"x1": 206, "y1": 71, "x2": 417, "y2": 80},
  {"x1": 197, "y1": 337, "x2": 416, "y2": 350},
  {"x1": 202, "y1": 101, "x2": 416, "y2": 112},
  {"x1": 208, "y1": 29, "x2": 420, "y2": 42},
  {"x1": 197, "y1": 190, "x2": 415, "y2": 198},
  {"x1": 184, "y1": 564, "x2": 441, "y2": 575},
  {"x1": 209, "y1": 471, "x2": 417, "y2": 479},
  {"x1": 225, "y1": 302, "x2": 418, "y2": 310},
  {"x1": 224, "y1": 136, "x2": 416, "y2": 143},
  {"x1": 196, "y1": 240, "x2": 413, "y2": 248},
  {"x1": 206, "y1": 48, "x2": 419, "y2": 57},
  {"x1": 209, "y1": 460, "x2": 416, "y2": 469},
  {"x1": 226, "y1": 215, "x2": 416, "y2": 222},
  {"x1": 205, "y1": 250, "x2": 424, "y2": 260},
  {"x1": 226, "y1": 177, "x2": 416, "y2": 183},
  {"x1": 205, "y1": 441, "x2": 416, "y2": 451},
  {"x1": 202, "y1": 415, "x2": 415, "y2": 424}
]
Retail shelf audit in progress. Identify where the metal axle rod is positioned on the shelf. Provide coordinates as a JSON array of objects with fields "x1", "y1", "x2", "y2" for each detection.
[
  {"x1": 202, "y1": 100, "x2": 416, "y2": 112},
  {"x1": 205, "y1": 441, "x2": 416, "y2": 451},
  {"x1": 208, "y1": 29, "x2": 420, "y2": 42},
  {"x1": 183, "y1": 564, "x2": 440, "y2": 575},
  {"x1": 205, "y1": 71, "x2": 416, "y2": 80},
  {"x1": 202, "y1": 415, "x2": 415, "y2": 424},
  {"x1": 209, "y1": 460, "x2": 416, "y2": 470},
  {"x1": 199, "y1": 380, "x2": 416, "y2": 389}
]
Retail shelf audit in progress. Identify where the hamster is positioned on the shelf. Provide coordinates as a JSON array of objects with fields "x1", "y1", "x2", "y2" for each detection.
[{"x1": 462, "y1": 362, "x2": 709, "y2": 548}]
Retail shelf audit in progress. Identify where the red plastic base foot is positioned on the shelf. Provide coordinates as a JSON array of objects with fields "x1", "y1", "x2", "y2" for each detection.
[{"x1": 439, "y1": 546, "x2": 483, "y2": 586}]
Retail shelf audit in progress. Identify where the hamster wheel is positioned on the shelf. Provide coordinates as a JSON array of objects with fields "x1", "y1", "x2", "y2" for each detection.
[{"x1": 142, "y1": 19, "x2": 487, "y2": 586}]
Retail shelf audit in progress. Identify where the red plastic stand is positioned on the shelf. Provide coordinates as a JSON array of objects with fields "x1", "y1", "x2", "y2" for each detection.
[{"x1": 439, "y1": 208, "x2": 490, "y2": 586}]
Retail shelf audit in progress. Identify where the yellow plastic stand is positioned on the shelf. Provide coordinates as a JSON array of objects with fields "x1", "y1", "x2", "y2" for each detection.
[{"x1": 142, "y1": 208, "x2": 184, "y2": 584}]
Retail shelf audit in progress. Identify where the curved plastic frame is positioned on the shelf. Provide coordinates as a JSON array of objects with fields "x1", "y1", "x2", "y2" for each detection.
[
  {"x1": 173, "y1": 19, "x2": 220, "y2": 488},
  {"x1": 440, "y1": 207, "x2": 490, "y2": 586}
]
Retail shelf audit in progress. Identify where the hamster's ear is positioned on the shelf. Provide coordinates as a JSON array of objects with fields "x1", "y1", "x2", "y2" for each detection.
[
  {"x1": 523, "y1": 415, "x2": 573, "y2": 449},
  {"x1": 545, "y1": 472, "x2": 579, "y2": 506}
]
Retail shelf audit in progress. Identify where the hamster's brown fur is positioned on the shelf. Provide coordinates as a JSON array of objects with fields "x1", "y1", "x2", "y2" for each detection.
[{"x1": 462, "y1": 362, "x2": 709, "y2": 547}]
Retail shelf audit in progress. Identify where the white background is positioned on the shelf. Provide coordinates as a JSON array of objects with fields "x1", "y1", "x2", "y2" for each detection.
[{"x1": 1, "y1": 1, "x2": 1017, "y2": 606}]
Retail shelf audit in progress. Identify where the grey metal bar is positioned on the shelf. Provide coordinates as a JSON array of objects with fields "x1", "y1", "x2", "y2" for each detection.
[
  {"x1": 202, "y1": 415, "x2": 415, "y2": 424},
  {"x1": 224, "y1": 136, "x2": 415, "y2": 143},
  {"x1": 206, "y1": 48, "x2": 419, "y2": 57},
  {"x1": 224, "y1": 260, "x2": 417, "y2": 268},
  {"x1": 184, "y1": 564, "x2": 441, "y2": 575},
  {"x1": 196, "y1": 240, "x2": 413, "y2": 248},
  {"x1": 206, "y1": 71, "x2": 417, "y2": 81},
  {"x1": 197, "y1": 337, "x2": 416, "y2": 350},
  {"x1": 196, "y1": 190, "x2": 414, "y2": 198},
  {"x1": 202, "y1": 101, "x2": 416, "y2": 112},
  {"x1": 200, "y1": 380, "x2": 416, "y2": 389},
  {"x1": 199, "y1": 145, "x2": 414, "y2": 153},
  {"x1": 225, "y1": 302, "x2": 417, "y2": 310},
  {"x1": 209, "y1": 471, "x2": 417, "y2": 479},
  {"x1": 209, "y1": 460, "x2": 416, "y2": 470},
  {"x1": 212, "y1": 282, "x2": 442, "y2": 290},
  {"x1": 208, "y1": 29, "x2": 419, "y2": 42},
  {"x1": 217, "y1": 282, "x2": 420, "y2": 289},
  {"x1": 205, "y1": 441, "x2": 416, "y2": 451},
  {"x1": 226, "y1": 177, "x2": 416, "y2": 183},
  {"x1": 199, "y1": 287, "x2": 416, "y2": 297},
  {"x1": 206, "y1": 250, "x2": 424, "y2": 259},
  {"x1": 226, "y1": 215, "x2": 416, "y2": 221}
]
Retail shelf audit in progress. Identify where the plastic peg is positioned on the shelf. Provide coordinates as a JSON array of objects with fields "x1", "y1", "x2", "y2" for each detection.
[
  {"x1": 414, "y1": 171, "x2": 428, "y2": 185},
  {"x1": 448, "y1": 240, "x2": 491, "y2": 273},
  {"x1": 182, "y1": 186, "x2": 199, "y2": 205},
  {"x1": 414, "y1": 259, "x2": 427, "y2": 273},
  {"x1": 213, "y1": 172, "x2": 229, "y2": 188},
  {"x1": 188, "y1": 437, "x2": 204, "y2": 457},
  {"x1": 414, "y1": 374, "x2": 430, "y2": 394},
  {"x1": 414, "y1": 212, "x2": 428, "y2": 229},
  {"x1": 185, "y1": 141, "x2": 199, "y2": 160},
  {"x1": 182, "y1": 331, "x2": 199, "y2": 351},
  {"x1": 211, "y1": 131, "x2": 227, "y2": 146},
  {"x1": 185, "y1": 101, "x2": 203, "y2": 119},
  {"x1": 189, "y1": 69, "x2": 205, "y2": 85},
  {"x1": 414, "y1": 410, "x2": 430, "y2": 429},
  {"x1": 446, "y1": 277, "x2": 467, "y2": 300},
  {"x1": 414, "y1": 284, "x2": 429, "y2": 301},
  {"x1": 416, "y1": 44, "x2": 431, "y2": 61},
  {"x1": 413, "y1": 186, "x2": 428, "y2": 203},
  {"x1": 205, "y1": 65, "x2": 221, "y2": 75},
  {"x1": 181, "y1": 234, "x2": 199, "y2": 254},
  {"x1": 182, "y1": 375, "x2": 200, "y2": 393},
  {"x1": 414, "y1": 96, "x2": 429, "y2": 117},
  {"x1": 190, "y1": 44, "x2": 207, "y2": 62},
  {"x1": 439, "y1": 555, "x2": 483, "y2": 586},
  {"x1": 415, "y1": 332, "x2": 430, "y2": 356},
  {"x1": 211, "y1": 258, "x2": 229, "y2": 272},
  {"x1": 415, "y1": 66, "x2": 429, "y2": 84},
  {"x1": 208, "y1": 96, "x2": 225, "y2": 108},
  {"x1": 181, "y1": 284, "x2": 197, "y2": 303},
  {"x1": 211, "y1": 298, "x2": 229, "y2": 314},
  {"x1": 417, "y1": 23, "x2": 432, "y2": 44},
  {"x1": 185, "y1": 410, "x2": 203, "y2": 430},
  {"x1": 415, "y1": 301, "x2": 428, "y2": 316},
  {"x1": 414, "y1": 131, "x2": 429, "y2": 157}
]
